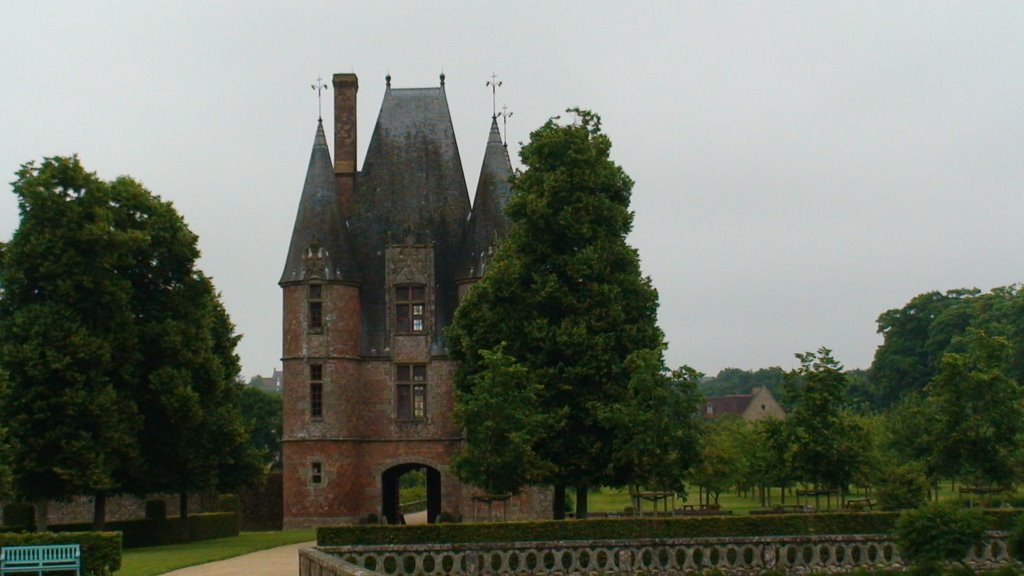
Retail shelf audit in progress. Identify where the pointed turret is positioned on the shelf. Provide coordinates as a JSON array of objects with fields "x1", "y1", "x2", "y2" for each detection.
[
  {"x1": 459, "y1": 116, "x2": 513, "y2": 281},
  {"x1": 280, "y1": 120, "x2": 359, "y2": 285}
]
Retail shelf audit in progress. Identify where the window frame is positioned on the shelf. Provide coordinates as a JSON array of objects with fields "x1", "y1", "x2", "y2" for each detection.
[
  {"x1": 311, "y1": 461, "x2": 323, "y2": 484},
  {"x1": 308, "y1": 283, "x2": 323, "y2": 332},
  {"x1": 395, "y1": 364, "x2": 427, "y2": 421},
  {"x1": 394, "y1": 285, "x2": 426, "y2": 334}
]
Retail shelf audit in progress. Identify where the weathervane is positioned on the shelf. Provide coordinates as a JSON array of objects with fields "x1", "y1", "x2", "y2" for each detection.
[
  {"x1": 311, "y1": 76, "x2": 328, "y2": 121},
  {"x1": 486, "y1": 73, "x2": 502, "y2": 118},
  {"x1": 498, "y1": 104, "x2": 513, "y2": 147}
]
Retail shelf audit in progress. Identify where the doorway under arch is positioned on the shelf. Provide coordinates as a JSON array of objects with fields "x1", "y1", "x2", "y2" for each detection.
[{"x1": 381, "y1": 463, "x2": 441, "y2": 524}]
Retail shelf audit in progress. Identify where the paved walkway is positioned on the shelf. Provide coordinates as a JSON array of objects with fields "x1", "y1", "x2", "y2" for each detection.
[
  {"x1": 159, "y1": 512, "x2": 426, "y2": 575},
  {"x1": 161, "y1": 541, "x2": 315, "y2": 576}
]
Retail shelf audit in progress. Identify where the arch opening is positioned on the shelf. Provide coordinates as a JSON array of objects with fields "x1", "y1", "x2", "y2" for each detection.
[{"x1": 381, "y1": 463, "x2": 441, "y2": 524}]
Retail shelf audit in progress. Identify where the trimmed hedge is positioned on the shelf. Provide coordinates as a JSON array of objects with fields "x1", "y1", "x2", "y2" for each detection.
[
  {"x1": 0, "y1": 531, "x2": 121, "y2": 575},
  {"x1": 319, "y1": 509, "x2": 1024, "y2": 547},
  {"x1": 50, "y1": 511, "x2": 239, "y2": 548}
]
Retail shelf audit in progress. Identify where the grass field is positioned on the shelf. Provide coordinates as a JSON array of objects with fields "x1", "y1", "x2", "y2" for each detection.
[
  {"x1": 116, "y1": 529, "x2": 315, "y2": 576},
  {"x1": 584, "y1": 481, "x2": 1014, "y2": 515}
]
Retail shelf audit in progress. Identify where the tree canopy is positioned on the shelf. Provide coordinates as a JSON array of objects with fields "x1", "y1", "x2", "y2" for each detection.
[
  {"x1": 0, "y1": 156, "x2": 260, "y2": 527},
  {"x1": 448, "y1": 110, "x2": 695, "y2": 517},
  {"x1": 870, "y1": 285, "x2": 1024, "y2": 409}
]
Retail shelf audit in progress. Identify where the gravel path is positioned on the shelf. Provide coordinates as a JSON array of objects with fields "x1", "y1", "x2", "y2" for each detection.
[{"x1": 159, "y1": 541, "x2": 315, "y2": 576}]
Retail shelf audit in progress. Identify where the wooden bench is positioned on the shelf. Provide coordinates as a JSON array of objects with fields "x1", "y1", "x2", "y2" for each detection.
[{"x1": 0, "y1": 544, "x2": 80, "y2": 575}]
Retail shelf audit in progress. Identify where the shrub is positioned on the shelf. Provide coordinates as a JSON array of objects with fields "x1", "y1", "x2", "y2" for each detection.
[
  {"x1": 218, "y1": 494, "x2": 241, "y2": 515},
  {"x1": 1, "y1": 502, "x2": 35, "y2": 532},
  {"x1": 876, "y1": 463, "x2": 930, "y2": 511},
  {"x1": 895, "y1": 502, "x2": 988, "y2": 572},
  {"x1": 50, "y1": 511, "x2": 238, "y2": 548},
  {"x1": 0, "y1": 531, "x2": 120, "y2": 575},
  {"x1": 1008, "y1": 514, "x2": 1024, "y2": 561}
]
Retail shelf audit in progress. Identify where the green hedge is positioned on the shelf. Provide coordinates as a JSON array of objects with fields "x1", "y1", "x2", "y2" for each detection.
[
  {"x1": 0, "y1": 531, "x2": 121, "y2": 575},
  {"x1": 50, "y1": 511, "x2": 239, "y2": 548},
  {"x1": 319, "y1": 510, "x2": 1024, "y2": 547}
]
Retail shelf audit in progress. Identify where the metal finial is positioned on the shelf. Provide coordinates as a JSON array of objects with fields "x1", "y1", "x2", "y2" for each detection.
[
  {"x1": 498, "y1": 104, "x2": 514, "y2": 147},
  {"x1": 486, "y1": 73, "x2": 503, "y2": 118},
  {"x1": 311, "y1": 76, "x2": 328, "y2": 121},
  {"x1": 386, "y1": 72, "x2": 391, "y2": 88},
  {"x1": 440, "y1": 71, "x2": 446, "y2": 86}
]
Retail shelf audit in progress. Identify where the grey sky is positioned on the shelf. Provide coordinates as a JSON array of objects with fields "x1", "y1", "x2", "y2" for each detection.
[{"x1": 2, "y1": 2, "x2": 1022, "y2": 379}]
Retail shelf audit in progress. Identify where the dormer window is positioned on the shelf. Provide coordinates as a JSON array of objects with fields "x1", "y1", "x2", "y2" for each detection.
[
  {"x1": 308, "y1": 283, "x2": 323, "y2": 331},
  {"x1": 395, "y1": 286, "x2": 425, "y2": 333}
]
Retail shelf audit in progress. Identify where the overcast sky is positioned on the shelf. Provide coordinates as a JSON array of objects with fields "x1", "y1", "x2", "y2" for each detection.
[{"x1": 2, "y1": 2, "x2": 1023, "y2": 380}]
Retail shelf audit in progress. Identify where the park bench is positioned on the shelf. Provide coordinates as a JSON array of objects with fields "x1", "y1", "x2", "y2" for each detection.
[{"x1": 0, "y1": 544, "x2": 80, "y2": 575}]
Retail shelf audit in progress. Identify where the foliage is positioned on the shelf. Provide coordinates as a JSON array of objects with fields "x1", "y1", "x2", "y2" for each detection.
[
  {"x1": 319, "y1": 512, "x2": 912, "y2": 546},
  {"x1": 452, "y1": 346, "x2": 556, "y2": 495},
  {"x1": 0, "y1": 156, "x2": 261, "y2": 524},
  {"x1": 599, "y1": 350, "x2": 704, "y2": 493},
  {"x1": 49, "y1": 511, "x2": 239, "y2": 549},
  {"x1": 784, "y1": 348, "x2": 868, "y2": 491},
  {"x1": 0, "y1": 157, "x2": 142, "y2": 516},
  {"x1": 876, "y1": 462, "x2": 930, "y2": 511},
  {"x1": 237, "y1": 385, "x2": 283, "y2": 469},
  {"x1": 895, "y1": 502, "x2": 988, "y2": 572},
  {"x1": 689, "y1": 415, "x2": 750, "y2": 503},
  {"x1": 870, "y1": 286, "x2": 1024, "y2": 410},
  {"x1": 1008, "y1": 514, "x2": 1024, "y2": 562},
  {"x1": 1, "y1": 502, "x2": 36, "y2": 531},
  {"x1": 699, "y1": 367, "x2": 785, "y2": 404},
  {"x1": 747, "y1": 417, "x2": 797, "y2": 495},
  {"x1": 448, "y1": 110, "x2": 666, "y2": 503},
  {"x1": 925, "y1": 329, "x2": 1024, "y2": 487},
  {"x1": 0, "y1": 531, "x2": 121, "y2": 575}
]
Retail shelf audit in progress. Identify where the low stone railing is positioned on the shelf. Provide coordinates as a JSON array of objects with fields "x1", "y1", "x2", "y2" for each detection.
[{"x1": 301, "y1": 532, "x2": 1012, "y2": 576}]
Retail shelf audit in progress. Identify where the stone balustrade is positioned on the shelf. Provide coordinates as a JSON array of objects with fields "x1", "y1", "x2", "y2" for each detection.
[{"x1": 302, "y1": 532, "x2": 1012, "y2": 576}]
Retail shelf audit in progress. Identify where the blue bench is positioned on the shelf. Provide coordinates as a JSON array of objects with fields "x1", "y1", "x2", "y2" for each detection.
[{"x1": 0, "y1": 544, "x2": 80, "y2": 575}]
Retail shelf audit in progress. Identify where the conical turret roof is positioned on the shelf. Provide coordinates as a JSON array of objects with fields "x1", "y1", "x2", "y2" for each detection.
[
  {"x1": 460, "y1": 116, "x2": 513, "y2": 279},
  {"x1": 280, "y1": 120, "x2": 359, "y2": 284}
]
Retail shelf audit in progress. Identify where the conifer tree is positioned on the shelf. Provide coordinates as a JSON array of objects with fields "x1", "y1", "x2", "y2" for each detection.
[{"x1": 448, "y1": 110, "x2": 672, "y2": 518}]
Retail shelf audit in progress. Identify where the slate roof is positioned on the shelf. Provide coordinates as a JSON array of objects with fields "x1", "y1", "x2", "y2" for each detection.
[
  {"x1": 349, "y1": 85, "x2": 471, "y2": 354},
  {"x1": 280, "y1": 120, "x2": 359, "y2": 284},
  {"x1": 459, "y1": 117, "x2": 513, "y2": 280},
  {"x1": 705, "y1": 394, "x2": 754, "y2": 417}
]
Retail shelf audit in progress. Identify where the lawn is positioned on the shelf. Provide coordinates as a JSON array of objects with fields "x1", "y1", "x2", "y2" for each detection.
[
  {"x1": 116, "y1": 529, "x2": 316, "y2": 576},
  {"x1": 584, "y1": 481, "x2": 1013, "y2": 516}
]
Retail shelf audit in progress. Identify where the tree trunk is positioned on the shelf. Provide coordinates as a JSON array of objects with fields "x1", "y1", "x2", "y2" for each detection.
[
  {"x1": 552, "y1": 484, "x2": 566, "y2": 520},
  {"x1": 575, "y1": 486, "x2": 589, "y2": 519},
  {"x1": 180, "y1": 492, "x2": 189, "y2": 520},
  {"x1": 179, "y1": 492, "x2": 189, "y2": 541},
  {"x1": 93, "y1": 493, "x2": 106, "y2": 531}
]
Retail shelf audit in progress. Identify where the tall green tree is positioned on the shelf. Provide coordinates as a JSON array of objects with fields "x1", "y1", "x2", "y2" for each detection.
[
  {"x1": 689, "y1": 415, "x2": 749, "y2": 505},
  {"x1": 784, "y1": 348, "x2": 866, "y2": 493},
  {"x1": 0, "y1": 156, "x2": 260, "y2": 528},
  {"x1": 451, "y1": 346, "x2": 557, "y2": 496},
  {"x1": 238, "y1": 384, "x2": 283, "y2": 470},
  {"x1": 0, "y1": 368, "x2": 13, "y2": 499},
  {"x1": 0, "y1": 157, "x2": 142, "y2": 527},
  {"x1": 926, "y1": 329, "x2": 1024, "y2": 488},
  {"x1": 448, "y1": 110, "x2": 666, "y2": 518},
  {"x1": 599, "y1": 350, "x2": 704, "y2": 494}
]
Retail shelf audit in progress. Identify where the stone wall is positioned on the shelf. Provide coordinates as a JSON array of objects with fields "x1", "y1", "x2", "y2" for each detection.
[
  {"x1": 0, "y1": 493, "x2": 215, "y2": 527},
  {"x1": 303, "y1": 532, "x2": 1012, "y2": 576}
]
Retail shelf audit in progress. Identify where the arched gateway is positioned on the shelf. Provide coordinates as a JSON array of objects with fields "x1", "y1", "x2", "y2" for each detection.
[
  {"x1": 279, "y1": 72, "x2": 550, "y2": 528},
  {"x1": 381, "y1": 463, "x2": 441, "y2": 524}
]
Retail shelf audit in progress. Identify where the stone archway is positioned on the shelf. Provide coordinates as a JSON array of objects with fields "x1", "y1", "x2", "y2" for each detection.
[{"x1": 381, "y1": 463, "x2": 441, "y2": 524}]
